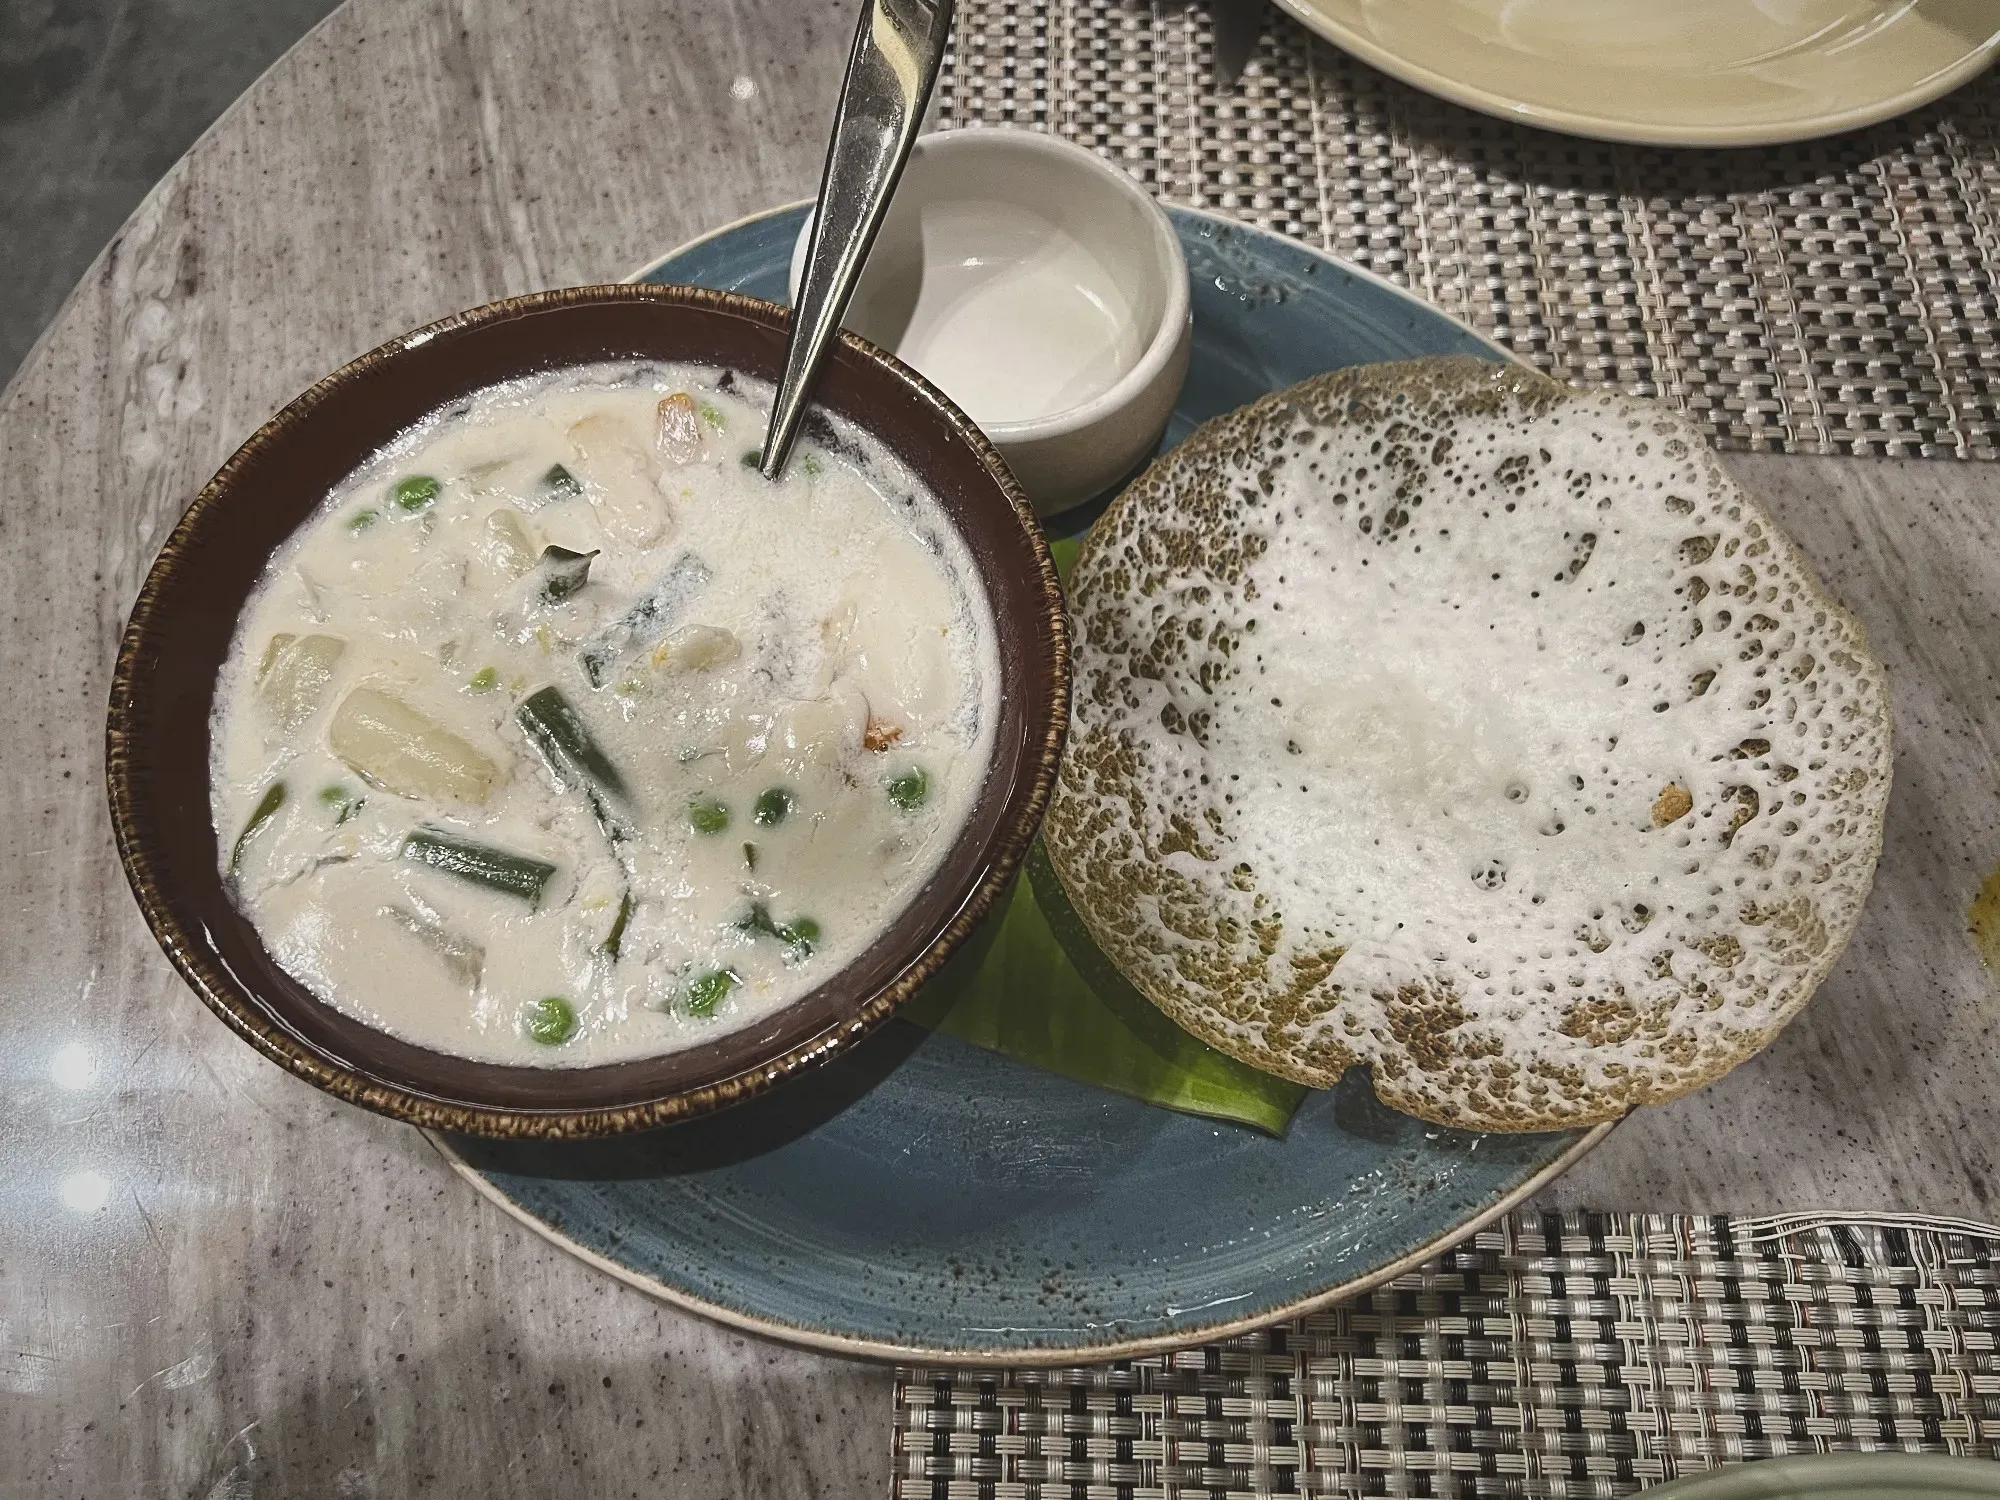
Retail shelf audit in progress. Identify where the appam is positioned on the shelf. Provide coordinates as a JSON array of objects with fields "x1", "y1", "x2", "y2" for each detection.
[{"x1": 1043, "y1": 356, "x2": 1891, "y2": 1131}]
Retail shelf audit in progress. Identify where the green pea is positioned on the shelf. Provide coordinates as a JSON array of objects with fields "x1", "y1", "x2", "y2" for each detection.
[
  {"x1": 685, "y1": 968, "x2": 738, "y2": 1018},
  {"x1": 887, "y1": 767, "x2": 930, "y2": 811},
  {"x1": 347, "y1": 508, "x2": 380, "y2": 533},
  {"x1": 687, "y1": 796, "x2": 730, "y2": 835},
  {"x1": 524, "y1": 995, "x2": 578, "y2": 1045},
  {"x1": 392, "y1": 475, "x2": 440, "y2": 512},
  {"x1": 780, "y1": 916, "x2": 820, "y2": 956},
  {"x1": 467, "y1": 667, "x2": 498, "y2": 692},
  {"x1": 752, "y1": 787, "x2": 794, "y2": 826},
  {"x1": 739, "y1": 448, "x2": 762, "y2": 468}
]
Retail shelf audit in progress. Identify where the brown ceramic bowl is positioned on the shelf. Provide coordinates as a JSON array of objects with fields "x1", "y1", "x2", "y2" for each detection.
[{"x1": 106, "y1": 284, "x2": 1070, "y2": 1139}]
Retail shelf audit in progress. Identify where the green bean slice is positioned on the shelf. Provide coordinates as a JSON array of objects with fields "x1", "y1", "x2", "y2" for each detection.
[
  {"x1": 517, "y1": 686, "x2": 628, "y2": 802},
  {"x1": 738, "y1": 902, "x2": 818, "y2": 957},
  {"x1": 541, "y1": 463, "x2": 583, "y2": 500},
  {"x1": 887, "y1": 767, "x2": 930, "y2": 811},
  {"x1": 229, "y1": 781, "x2": 287, "y2": 875},
  {"x1": 577, "y1": 552, "x2": 711, "y2": 688},
  {"x1": 401, "y1": 828, "x2": 555, "y2": 905},
  {"x1": 602, "y1": 890, "x2": 635, "y2": 960}
]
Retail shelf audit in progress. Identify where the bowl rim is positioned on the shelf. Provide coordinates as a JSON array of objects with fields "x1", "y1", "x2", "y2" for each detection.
[
  {"x1": 105, "y1": 281, "x2": 1071, "y2": 1139},
  {"x1": 787, "y1": 127, "x2": 1194, "y2": 444}
]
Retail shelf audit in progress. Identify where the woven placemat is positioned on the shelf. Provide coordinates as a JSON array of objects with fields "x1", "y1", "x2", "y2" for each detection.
[
  {"x1": 892, "y1": 1212, "x2": 2000, "y2": 1497},
  {"x1": 939, "y1": 0, "x2": 2000, "y2": 460}
]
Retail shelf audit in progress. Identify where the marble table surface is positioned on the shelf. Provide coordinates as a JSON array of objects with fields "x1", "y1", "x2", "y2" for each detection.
[{"x1": 6, "y1": 0, "x2": 2000, "y2": 1494}]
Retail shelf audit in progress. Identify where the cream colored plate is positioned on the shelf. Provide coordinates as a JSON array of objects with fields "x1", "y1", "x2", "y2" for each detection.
[{"x1": 1272, "y1": 0, "x2": 2000, "y2": 146}]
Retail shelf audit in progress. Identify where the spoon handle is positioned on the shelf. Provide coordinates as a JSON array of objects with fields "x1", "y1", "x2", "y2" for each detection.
[{"x1": 759, "y1": 0, "x2": 953, "y2": 481}]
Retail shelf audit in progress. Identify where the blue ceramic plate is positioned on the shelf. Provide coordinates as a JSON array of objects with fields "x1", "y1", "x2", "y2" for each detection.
[
  {"x1": 431, "y1": 204, "x2": 1614, "y2": 1364},
  {"x1": 1644, "y1": 1454, "x2": 2000, "y2": 1499}
]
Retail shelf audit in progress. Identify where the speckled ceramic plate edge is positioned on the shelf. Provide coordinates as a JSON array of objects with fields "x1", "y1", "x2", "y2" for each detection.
[
  {"x1": 429, "y1": 1122, "x2": 1614, "y2": 1365},
  {"x1": 1271, "y1": 0, "x2": 2000, "y2": 147},
  {"x1": 624, "y1": 197, "x2": 1527, "y2": 363},
  {"x1": 1642, "y1": 1453, "x2": 2000, "y2": 1498},
  {"x1": 424, "y1": 202, "x2": 1620, "y2": 1366},
  {"x1": 618, "y1": 199, "x2": 816, "y2": 284}
]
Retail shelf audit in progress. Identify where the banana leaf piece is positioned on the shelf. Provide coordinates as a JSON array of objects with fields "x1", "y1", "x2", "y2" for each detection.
[
  {"x1": 902, "y1": 531, "x2": 1309, "y2": 1133},
  {"x1": 902, "y1": 844, "x2": 1308, "y2": 1136}
]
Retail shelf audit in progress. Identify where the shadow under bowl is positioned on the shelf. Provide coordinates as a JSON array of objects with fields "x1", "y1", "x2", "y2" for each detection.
[{"x1": 105, "y1": 283, "x2": 1070, "y2": 1139}]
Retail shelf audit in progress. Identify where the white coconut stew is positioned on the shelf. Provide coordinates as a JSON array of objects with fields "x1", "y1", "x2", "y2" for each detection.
[{"x1": 211, "y1": 362, "x2": 999, "y2": 1066}]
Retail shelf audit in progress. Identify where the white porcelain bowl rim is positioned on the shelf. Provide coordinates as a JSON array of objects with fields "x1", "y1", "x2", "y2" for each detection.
[{"x1": 794, "y1": 128, "x2": 1191, "y2": 444}]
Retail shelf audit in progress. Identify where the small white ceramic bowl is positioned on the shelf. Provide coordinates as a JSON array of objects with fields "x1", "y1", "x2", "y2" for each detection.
[{"x1": 790, "y1": 128, "x2": 1191, "y2": 515}]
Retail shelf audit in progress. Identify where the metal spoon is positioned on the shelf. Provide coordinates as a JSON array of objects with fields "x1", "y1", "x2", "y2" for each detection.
[
  {"x1": 1211, "y1": 0, "x2": 1266, "y2": 90},
  {"x1": 758, "y1": 0, "x2": 954, "y2": 481}
]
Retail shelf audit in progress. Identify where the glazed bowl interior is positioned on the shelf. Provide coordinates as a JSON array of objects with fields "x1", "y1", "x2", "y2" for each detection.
[{"x1": 106, "y1": 285, "x2": 1069, "y2": 1138}]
